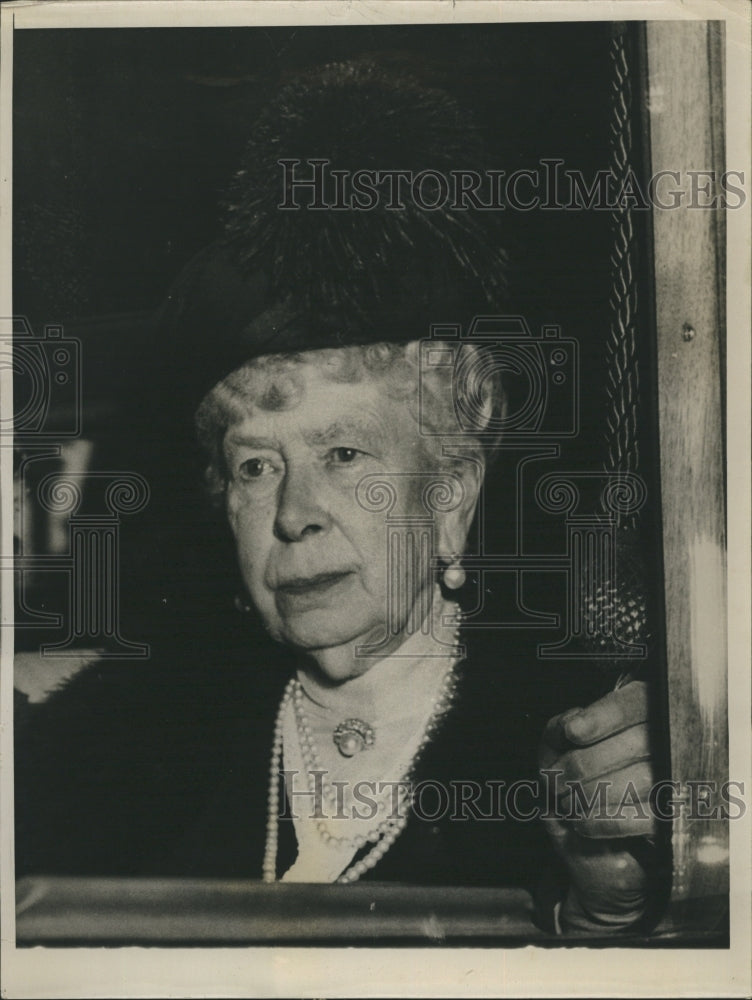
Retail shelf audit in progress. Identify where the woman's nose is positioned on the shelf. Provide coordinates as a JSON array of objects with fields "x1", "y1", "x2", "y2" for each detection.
[{"x1": 273, "y1": 468, "x2": 330, "y2": 542}]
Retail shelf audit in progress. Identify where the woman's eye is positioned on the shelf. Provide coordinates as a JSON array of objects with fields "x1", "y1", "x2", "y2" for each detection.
[
  {"x1": 329, "y1": 447, "x2": 361, "y2": 465},
  {"x1": 238, "y1": 458, "x2": 274, "y2": 479}
]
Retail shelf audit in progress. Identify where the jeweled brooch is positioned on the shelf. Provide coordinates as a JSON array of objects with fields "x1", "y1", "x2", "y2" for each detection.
[{"x1": 332, "y1": 718, "x2": 375, "y2": 757}]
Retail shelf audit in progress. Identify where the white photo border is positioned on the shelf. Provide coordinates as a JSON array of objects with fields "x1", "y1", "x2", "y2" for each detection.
[{"x1": 1, "y1": 2, "x2": 749, "y2": 997}]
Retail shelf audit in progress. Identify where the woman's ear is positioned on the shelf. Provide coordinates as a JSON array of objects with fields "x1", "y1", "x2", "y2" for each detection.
[{"x1": 435, "y1": 453, "x2": 485, "y2": 557}]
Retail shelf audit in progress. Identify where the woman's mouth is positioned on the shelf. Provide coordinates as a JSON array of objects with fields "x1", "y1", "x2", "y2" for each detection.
[
  {"x1": 276, "y1": 571, "x2": 352, "y2": 594},
  {"x1": 274, "y1": 571, "x2": 355, "y2": 610}
]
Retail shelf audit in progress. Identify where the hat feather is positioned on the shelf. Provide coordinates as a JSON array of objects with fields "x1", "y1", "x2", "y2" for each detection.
[{"x1": 222, "y1": 60, "x2": 507, "y2": 325}]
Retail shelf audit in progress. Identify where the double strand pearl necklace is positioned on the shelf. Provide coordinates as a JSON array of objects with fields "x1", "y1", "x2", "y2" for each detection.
[{"x1": 262, "y1": 609, "x2": 463, "y2": 884}]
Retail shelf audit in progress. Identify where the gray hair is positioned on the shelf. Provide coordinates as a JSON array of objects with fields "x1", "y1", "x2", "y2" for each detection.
[{"x1": 194, "y1": 341, "x2": 504, "y2": 498}]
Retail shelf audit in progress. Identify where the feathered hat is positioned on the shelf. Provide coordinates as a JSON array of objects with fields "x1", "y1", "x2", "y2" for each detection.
[{"x1": 156, "y1": 59, "x2": 507, "y2": 420}]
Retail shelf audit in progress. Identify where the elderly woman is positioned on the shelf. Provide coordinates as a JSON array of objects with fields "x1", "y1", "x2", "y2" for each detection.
[{"x1": 15, "y1": 62, "x2": 658, "y2": 934}]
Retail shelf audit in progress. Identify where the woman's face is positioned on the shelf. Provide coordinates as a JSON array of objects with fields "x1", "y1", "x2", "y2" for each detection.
[{"x1": 223, "y1": 362, "x2": 450, "y2": 667}]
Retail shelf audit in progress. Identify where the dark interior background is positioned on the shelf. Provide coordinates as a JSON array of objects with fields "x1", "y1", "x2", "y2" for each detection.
[
  {"x1": 15, "y1": 24, "x2": 614, "y2": 323},
  {"x1": 13, "y1": 24, "x2": 660, "y2": 684}
]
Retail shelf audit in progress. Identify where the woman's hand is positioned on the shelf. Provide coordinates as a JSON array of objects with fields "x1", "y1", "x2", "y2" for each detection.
[{"x1": 538, "y1": 681, "x2": 658, "y2": 933}]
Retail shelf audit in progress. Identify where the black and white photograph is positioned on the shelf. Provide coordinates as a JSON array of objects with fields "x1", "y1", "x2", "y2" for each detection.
[{"x1": 1, "y1": 1, "x2": 750, "y2": 997}]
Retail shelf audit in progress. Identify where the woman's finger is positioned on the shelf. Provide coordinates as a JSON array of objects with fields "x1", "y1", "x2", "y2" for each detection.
[
  {"x1": 549, "y1": 722, "x2": 652, "y2": 784},
  {"x1": 556, "y1": 760, "x2": 659, "y2": 839},
  {"x1": 559, "y1": 681, "x2": 650, "y2": 747}
]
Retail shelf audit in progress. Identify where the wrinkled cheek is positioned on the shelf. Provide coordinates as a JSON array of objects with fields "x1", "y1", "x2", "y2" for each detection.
[
  {"x1": 354, "y1": 482, "x2": 434, "y2": 596},
  {"x1": 395, "y1": 480, "x2": 439, "y2": 581},
  {"x1": 225, "y1": 487, "x2": 252, "y2": 536},
  {"x1": 227, "y1": 501, "x2": 272, "y2": 595},
  {"x1": 237, "y1": 546, "x2": 281, "y2": 634},
  {"x1": 235, "y1": 533, "x2": 268, "y2": 595}
]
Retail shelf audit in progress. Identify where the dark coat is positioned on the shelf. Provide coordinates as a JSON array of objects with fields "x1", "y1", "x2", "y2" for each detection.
[{"x1": 14, "y1": 612, "x2": 606, "y2": 899}]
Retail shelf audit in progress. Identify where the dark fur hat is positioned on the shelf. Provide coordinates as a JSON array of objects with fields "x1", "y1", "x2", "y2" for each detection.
[
  {"x1": 156, "y1": 59, "x2": 507, "y2": 417},
  {"x1": 223, "y1": 60, "x2": 506, "y2": 319}
]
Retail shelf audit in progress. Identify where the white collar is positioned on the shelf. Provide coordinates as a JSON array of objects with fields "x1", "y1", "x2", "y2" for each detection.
[
  {"x1": 279, "y1": 588, "x2": 462, "y2": 883},
  {"x1": 295, "y1": 586, "x2": 462, "y2": 724}
]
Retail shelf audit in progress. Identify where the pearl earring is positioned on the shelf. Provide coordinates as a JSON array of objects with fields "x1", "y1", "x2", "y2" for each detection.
[{"x1": 443, "y1": 553, "x2": 466, "y2": 590}]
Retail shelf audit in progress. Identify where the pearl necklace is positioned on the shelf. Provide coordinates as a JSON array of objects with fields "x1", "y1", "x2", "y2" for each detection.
[{"x1": 263, "y1": 612, "x2": 463, "y2": 884}]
